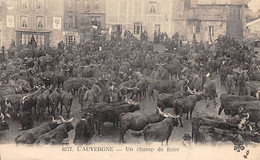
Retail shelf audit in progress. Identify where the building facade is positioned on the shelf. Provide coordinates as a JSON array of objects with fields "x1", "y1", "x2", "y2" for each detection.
[
  {"x1": 0, "y1": 0, "x2": 64, "y2": 48},
  {"x1": 63, "y1": 0, "x2": 106, "y2": 44},
  {"x1": 105, "y1": 0, "x2": 173, "y2": 40},
  {"x1": 106, "y1": 0, "x2": 248, "y2": 42}
]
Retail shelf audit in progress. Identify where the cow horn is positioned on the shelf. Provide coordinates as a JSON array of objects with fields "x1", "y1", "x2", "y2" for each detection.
[
  {"x1": 51, "y1": 116, "x2": 56, "y2": 122},
  {"x1": 67, "y1": 117, "x2": 73, "y2": 122},
  {"x1": 59, "y1": 116, "x2": 65, "y2": 122},
  {"x1": 0, "y1": 113, "x2": 4, "y2": 120}
]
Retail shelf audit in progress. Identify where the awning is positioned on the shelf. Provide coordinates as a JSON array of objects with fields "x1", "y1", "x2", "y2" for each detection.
[{"x1": 15, "y1": 29, "x2": 51, "y2": 33}]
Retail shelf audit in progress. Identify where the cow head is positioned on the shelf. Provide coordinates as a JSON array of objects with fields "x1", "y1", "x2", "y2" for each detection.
[
  {"x1": 59, "y1": 116, "x2": 74, "y2": 132},
  {"x1": 49, "y1": 116, "x2": 62, "y2": 130}
]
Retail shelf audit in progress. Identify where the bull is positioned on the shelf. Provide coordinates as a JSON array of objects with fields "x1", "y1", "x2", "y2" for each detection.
[
  {"x1": 34, "y1": 116, "x2": 74, "y2": 145},
  {"x1": 15, "y1": 116, "x2": 61, "y2": 144}
]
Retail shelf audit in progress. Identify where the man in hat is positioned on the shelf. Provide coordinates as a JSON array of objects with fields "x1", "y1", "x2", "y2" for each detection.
[
  {"x1": 73, "y1": 112, "x2": 94, "y2": 144},
  {"x1": 83, "y1": 85, "x2": 96, "y2": 110},
  {"x1": 92, "y1": 81, "x2": 101, "y2": 103},
  {"x1": 203, "y1": 73, "x2": 217, "y2": 107}
]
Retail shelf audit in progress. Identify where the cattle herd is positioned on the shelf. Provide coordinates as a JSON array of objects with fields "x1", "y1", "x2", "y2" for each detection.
[{"x1": 0, "y1": 32, "x2": 260, "y2": 146}]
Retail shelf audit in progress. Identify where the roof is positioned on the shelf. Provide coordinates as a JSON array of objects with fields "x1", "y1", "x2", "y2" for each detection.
[{"x1": 246, "y1": 18, "x2": 260, "y2": 27}]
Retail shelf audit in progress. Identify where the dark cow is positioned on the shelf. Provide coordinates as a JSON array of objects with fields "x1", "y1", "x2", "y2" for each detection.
[
  {"x1": 191, "y1": 114, "x2": 240, "y2": 143},
  {"x1": 218, "y1": 94, "x2": 258, "y2": 115},
  {"x1": 15, "y1": 116, "x2": 61, "y2": 144},
  {"x1": 131, "y1": 108, "x2": 179, "y2": 145},
  {"x1": 49, "y1": 89, "x2": 61, "y2": 116},
  {"x1": 36, "y1": 89, "x2": 51, "y2": 121},
  {"x1": 172, "y1": 92, "x2": 202, "y2": 127},
  {"x1": 52, "y1": 71, "x2": 66, "y2": 88},
  {"x1": 0, "y1": 94, "x2": 27, "y2": 119},
  {"x1": 157, "y1": 92, "x2": 184, "y2": 111},
  {"x1": 0, "y1": 113, "x2": 9, "y2": 131},
  {"x1": 59, "y1": 90, "x2": 73, "y2": 119},
  {"x1": 34, "y1": 116, "x2": 74, "y2": 145},
  {"x1": 119, "y1": 111, "x2": 165, "y2": 143},
  {"x1": 90, "y1": 102, "x2": 140, "y2": 136},
  {"x1": 63, "y1": 78, "x2": 91, "y2": 96}
]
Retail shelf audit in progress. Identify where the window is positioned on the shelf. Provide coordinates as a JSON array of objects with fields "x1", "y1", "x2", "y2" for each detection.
[
  {"x1": 196, "y1": 21, "x2": 201, "y2": 33},
  {"x1": 21, "y1": 0, "x2": 28, "y2": 9},
  {"x1": 66, "y1": 35, "x2": 76, "y2": 45},
  {"x1": 230, "y1": 6, "x2": 240, "y2": 20},
  {"x1": 21, "y1": 16, "x2": 28, "y2": 28},
  {"x1": 36, "y1": 0, "x2": 44, "y2": 10},
  {"x1": 184, "y1": 0, "x2": 190, "y2": 9},
  {"x1": 36, "y1": 16, "x2": 44, "y2": 29},
  {"x1": 209, "y1": 26, "x2": 214, "y2": 37},
  {"x1": 149, "y1": 2, "x2": 156, "y2": 13},
  {"x1": 134, "y1": 22, "x2": 142, "y2": 35}
]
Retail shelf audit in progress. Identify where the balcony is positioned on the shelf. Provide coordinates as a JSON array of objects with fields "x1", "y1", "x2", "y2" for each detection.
[{"x1": 64, "y1": 23, "x2": 78, "y2": 30}]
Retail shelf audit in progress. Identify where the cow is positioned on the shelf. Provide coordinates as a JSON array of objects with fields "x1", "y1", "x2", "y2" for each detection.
[
  {"x1": 218, "y1": 94, "x2": 258, "y2": 115},
  {"x1": 197, "y1": 126, "x2": 244, "y2": 145},
  {"x1": 15, "y1": 116, "x2": 62, "y2": 144},
  {"x1": 0, "y1": 94, "x2": 27, "y2": 119},
  {"x1": 49, "y1": 89, "x2": 61, "y2": 116},
  {"x1": 119, "y1": 110, "x2": 165, "y2": 143},
  {"x1": 20, "y1": 87, "x2": 45, "y2": 115},
  {"x1": 172, "y1": 91, "x2": 202, "y2": 127},
  {"x1": 34, "y1": 116, "x2": 74, "y2": 145},
  {"x1": 157, "y1": 92, "x2": 184, "y2": 111},
  {"x1": 36, "y1": 88, "x2": 51, "y2": 121},
  {"x1": 59, "y1": 90, "x2": 73, "y2": 119},
  {"x1": 0, "y1": 113, "x2": 9, "y2": 131},
  {"x1": 129, "y1": 108, "x2": 179, "y2": 145},
  {"x1": 90, "y1": 103, "x2": 140, "y2": 136}
]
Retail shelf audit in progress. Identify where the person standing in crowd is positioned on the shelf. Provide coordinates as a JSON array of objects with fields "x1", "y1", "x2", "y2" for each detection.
[
  {"x1": 154, "y1": 30, "x2": 158, "y2": 44},
  {"x1": 92, "y1": 81, "x2": 101, "y2": 103},
  {"x1": 203, "y1": 73, "x2": 217, "y2": 108},
  {"x1": 83, "y1": 85, "x2": 96, "y2": 110},
  {"x1": 73, "y1": 112, "x2": 95, "y2": 144}
]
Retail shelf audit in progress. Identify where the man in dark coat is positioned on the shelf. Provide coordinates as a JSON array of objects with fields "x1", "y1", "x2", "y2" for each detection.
[
  {"x1": 203, "y1": 73, "x2": 217, "y2": 107},
  {"x1": 73, "y1": 112, "x2": 94, "y2": 144}
]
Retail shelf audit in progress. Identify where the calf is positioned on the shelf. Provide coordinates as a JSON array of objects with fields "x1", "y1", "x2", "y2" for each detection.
[{"x1": 34, "y1": 116, "x2": 74, "y2": 145}]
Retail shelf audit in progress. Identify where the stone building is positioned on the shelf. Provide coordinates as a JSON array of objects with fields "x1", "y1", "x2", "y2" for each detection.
[
  {"x1": 63, "y1": 0, "x2": 106, "y2": 44},
  {"x1": 105, "y1": 0, "x2": 248, "y2": 42},
  {"x1": 0, "y1": 0, "x2": 64, "y2": 48},
  {"x1": 105, "y1": 0, "x2": 173, "y2": 40}
]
